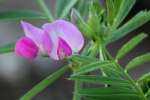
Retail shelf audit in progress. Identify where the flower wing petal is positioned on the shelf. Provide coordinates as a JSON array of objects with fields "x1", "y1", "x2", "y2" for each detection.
[
  {"x1": 21, "y1": 21, "x2": 52, "y2": 54},
  {"x1": 42, "y1": 23, "x2": 59, "y2": 60},
  {"x1": 53, "y1": 20, "x2": 84, "y2": 52}
]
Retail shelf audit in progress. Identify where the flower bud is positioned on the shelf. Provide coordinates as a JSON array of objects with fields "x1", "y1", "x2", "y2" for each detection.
[{"x1": 15, "y1": 37, "x2": 39, "y2": 59}]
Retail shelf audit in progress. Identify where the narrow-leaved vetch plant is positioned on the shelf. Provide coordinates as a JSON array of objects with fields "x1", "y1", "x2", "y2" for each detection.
[{"x1": 0, "y1": 0, "x2": 150, "y2": 100}]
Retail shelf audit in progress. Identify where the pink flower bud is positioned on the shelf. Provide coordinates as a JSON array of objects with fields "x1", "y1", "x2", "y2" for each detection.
[{"x1": 15, "y1": 37, "x2": 39, "y2": 59}]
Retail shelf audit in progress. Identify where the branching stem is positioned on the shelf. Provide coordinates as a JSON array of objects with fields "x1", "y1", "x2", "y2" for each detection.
[{"x1": 115, "y1": 61, "x2": 147, "y2": 100}]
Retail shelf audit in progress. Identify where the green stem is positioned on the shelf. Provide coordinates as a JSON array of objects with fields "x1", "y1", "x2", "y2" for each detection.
[
  {"x1": 72, "y1": 41, "x2": 98, "y2": 100},
  {"x1": 20, "y1": 65, "x2": 69, "y2": 100},
  {"x1": 37, "y1": 0, "x2": 54, "y2": 22},
  {"x1": 99, "y1": 46, "x2": 105, "y2": 61},
  {"x1": 73, "y1": 81, "x2": 81, "y2": 100},
  {"x1": 124, "y1": 72, "x2": 147, "y2": 100},
  {"x1": 104, "y1": 49, "x2": 146, "y2": 100}
]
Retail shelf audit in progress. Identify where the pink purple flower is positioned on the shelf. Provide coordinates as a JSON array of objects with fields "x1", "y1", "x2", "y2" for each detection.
[{"x1": 15, "y1": 20, "x2": 84, "y2": 60}]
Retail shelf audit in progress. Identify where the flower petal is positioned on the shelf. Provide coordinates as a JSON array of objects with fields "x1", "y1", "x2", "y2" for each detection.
[
  {"x1": 43, "y1": 20, "x2": 84, "y2": 53},
  {"x1": 15, "y1": 37, "x2": 39, "y2": 59},
  {"x1": 42, "y1": 32, "x2": 53, "y2": 54},
  {"x1": 21, "y1": 21, "x2": 43, "y2": 46},
  {"x1": 42, "y1": 23, "x2": 59, "y2": 60},
  {"x1": 57, "y1": 37, "x2": 72, "y2": 59},
  {"x1": 43, "y1": 20, "x2": 84, "y2": 60},
  {"x1": 21, "y1": 21, "x2": 52, "y2": 54}
]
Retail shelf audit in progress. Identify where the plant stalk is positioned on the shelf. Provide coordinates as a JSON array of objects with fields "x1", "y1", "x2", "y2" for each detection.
[
  {"x1": 104, "y1": 48, "x2": 147, "y2": 100},
  {"x1": 73, "y1": 81, "x2": 81, "y2": 100},
  {"x1": 115, "y1": 63, "x2": 147, "y2": 100}
]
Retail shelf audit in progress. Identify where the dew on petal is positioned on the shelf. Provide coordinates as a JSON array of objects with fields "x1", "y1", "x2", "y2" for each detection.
[
  {"x1": 57, "y1": 37, "x2": 72, "y2": 59},
  {"x1": 15, "y1": 37, "x2": 39, "y2": 59}
]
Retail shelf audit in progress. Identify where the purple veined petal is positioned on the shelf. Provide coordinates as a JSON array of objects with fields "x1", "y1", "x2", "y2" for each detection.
[
  {"x1": 57, "y1": 37, "x2": 72, "y2": 59},
  {"x1": 42, "y1": 32, "x2": 53, "y2": 54},
  {"x1": 43, "y1": 23, "x2": 59, "y2": 60},
  {"x1": 15, "y1": 37, "x2": 39, "y2": 59},
  {"x1": 43, "y1": 20, "x2": 84, "y2": 52},
  {"x1": 53, "y1": 20, "x2": 84, "y2": 52},
  {"x1": 21, "y1": 21, "x2": 52, "y2": 54},
  {"x1": 21, "y1": 21, "x2": 43, "y2": 46},
  {"x1": 42, "y1": 20, "x2": 84, "y2": 59}
]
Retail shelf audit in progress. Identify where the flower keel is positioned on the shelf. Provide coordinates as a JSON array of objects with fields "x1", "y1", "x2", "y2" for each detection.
[{"x1": 57, "y1": 38, "x2": 72, "y2": 59}]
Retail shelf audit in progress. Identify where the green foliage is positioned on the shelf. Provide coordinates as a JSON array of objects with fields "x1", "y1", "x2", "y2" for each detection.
[
  {"x1": 0, "y1": 0, "x2": 149, "y2": 100},
  {"x1": 70, "y1": 75, "x2": 130, "y2": 86},
  {"x1": 138, "y1": 73, "x2": 150, "y2": 97},
  {"x1": 71, "y1": 59, "x2": 147, "y2": 100},
  {"x1": 75, "y1": 0, "x2": 89, "y2": 18},
  {"x1": 87, "y1": 0, "x2": 102, "y2": 35},
  {"x1": 0, "y1": 11, "x2": 46, "y2": 21},
  {"x1": 70, "y1": 54, "x2": 98, "y2": 63},
  {"x1": 106, "y1": 0, "x2": 115, "y2": 26},
  {"x1": 56, "y1": 0, "x2": 78, "y2": 18},
  {"x1": 116, "y1": 33, "x2": 148, "y2": 60},
  {"x1": 79, "y1": 87, "x2": 141, "y2": 100},
  {"x1": 37, "y1": 0, "x2": 54, "y2": 21},
  {"x1": 112, "y1": 0, "x2": 136, "y2": 28},
  {"x1": 0, "y1": 43, "x2": 15, "y2": 54},
  {"x1": 20, "y1": 65, "x2": 69, "y2": 100},
  {"x1": 126, "y1": 53, "x2": 150, "y2": 71},
  {"x1": 138, "y1": 73, "x2": 150, "y2": 83},
  {"x1": 109, "y1": 11, "x2": 150, "y2": 43},
  {"x1": 71, "y1": 61, "x2": 114, "y2": 76},
  {"x1": 71, "y1": 8, "x2": 95, "y2": 39}
]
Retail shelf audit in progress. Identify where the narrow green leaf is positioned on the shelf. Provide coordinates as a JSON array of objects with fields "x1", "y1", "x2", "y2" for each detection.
[
  {"x1": 137, "y1": 73, "x2": 150, "y2": 94},
  {"x1": 116, "y1": 33, "x2": 148, "y2": 60},
  {"x1": 85, "y1": 94, "x2": 141, "y2": 100},
  {"x1": 113, "y1": 0, "x2": 122, "y2": 16},
  {"x1": 0, "y1": 11, "x2": 46, "y2": 21},
  {"x1": 78, "y1": 87, "x2": 137, "y2": 97},
  {"x1": 56, "y1": 0, "x2": 69, "y2": 17},
  {"x1": 0, "y1": 43, "x2": 15, "y2": 54},
  {"x1": 71, "y1": 61, "x2": 114, "y2": 76},
  {"x1": 71, "y1": 8, "x2": 95, "y2": 38},
  {"x1": 126, "y1": 53, "x2": 150, "y2": 71},
  {"x1": 106, "y1": 0, "x2": 115, "y2": 25},
  {"x1": 37, "y1": 0, "x2": 54, "y2": 21},
  {"x1": 81, "y1": 41, "x2": 93, "y2": 55},
  {"x1": 146, "y1": 89, "x2": 150, "y2": 98},
  {"x1": 138, "y1": 72, "x2": 150, "y2": 83},
  {"x1": 70, "y1": 75, "x2": 130, "y2": 86},
  {"x1": 56, "y1": 0, "x2": 78, "y2": 18},
  {"x1": 69, "y1": 54, "x2": 98, "y2": 63},
  {"x1": 20, "y1": 65, "x2": 69, "y2": 100},
  {"x1": 78, "y1": 87, "x2": 140, "y2": 100},
  {"x1": 76, "y1": 0, "x2": 89, "y2": 18},
  {"x1": 110, "y1": 11, "x2": 150, "y2": 43},
  {"x1": 88, "y1": 0, "x2": 102, "y2": 34},
  {"x1": 112, "y1": 0, "x2": 136, "y2": 28}
]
